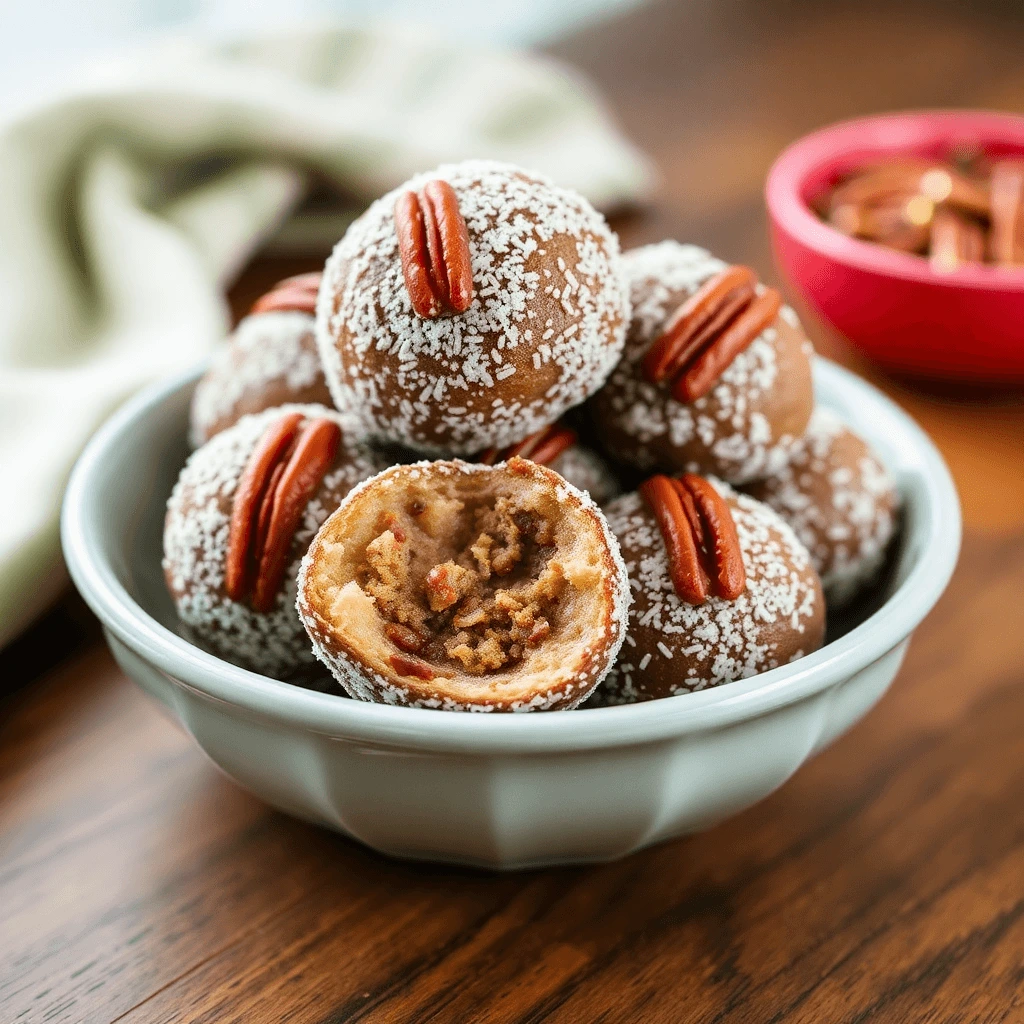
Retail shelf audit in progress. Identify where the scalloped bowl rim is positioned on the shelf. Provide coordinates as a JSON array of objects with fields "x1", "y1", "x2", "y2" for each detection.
[
  {"x1": 61, "y1": 359, "x2": 960, "y2": 754},
  {"x1": 766, "y1": 109, "x2": 1024, "y2": 290}
]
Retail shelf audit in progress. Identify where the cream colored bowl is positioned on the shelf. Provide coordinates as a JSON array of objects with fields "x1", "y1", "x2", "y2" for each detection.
[{"x1": 61, "y1": 358, "x2": 959, "y2": 869}]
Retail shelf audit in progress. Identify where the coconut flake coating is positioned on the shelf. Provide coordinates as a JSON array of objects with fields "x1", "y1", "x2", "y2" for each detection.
[
  {"x1": 189, "y1": 312, "x2": 336, "y2": 447},
  {"x1": 549, "y1": 445, "x2": 621, "y2": 506},
  {"x1": 589, "y1": 241, "x2": 814, "y2": 484},
  {"x1": 746, "y1": 408, "x2": 900, "y2": 607},
  {"x1": 594, "y1": 484, "x2": 824, "y2": 703},
  {"x1": 163, "y1": 404, "x2": 384, "y2": 678},
  {"x1": 296, "y1": 459, "x2": 631, "y2": 712},
  {"x1": 317, "y1": 159, "x2": 630, "y2": 455}
]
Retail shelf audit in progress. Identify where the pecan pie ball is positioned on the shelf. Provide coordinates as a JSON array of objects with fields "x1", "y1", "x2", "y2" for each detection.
[
  {"x1": 296, "y1": 458, "x2": 631, "y2": 711},
  {"x1": 594, "y1": 481, "x2": 824, "y2": 704},
  {"x1": 316, "y1": 159, "x2": 630, "y2": 455},
  {"x1": 164, "y1": 404, "x2": 384, "y2": 678},
  {"x1": 189, "y1": 275, "x2": 335, "y2": 447},
  {"x1": 589, "y1": 241, "x2": 815, "y2": 484},
  {"x1": 746, "y1": 408, "x2": 900, "y2": 607}
]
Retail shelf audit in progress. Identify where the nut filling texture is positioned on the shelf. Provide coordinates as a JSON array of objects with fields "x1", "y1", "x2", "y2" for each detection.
[
  {"x1": 297, "y1": 459, "x2": 631, "y2": 711},
  {"x1": 363, "y1": 498, "x2": 566, "y2": 675}
]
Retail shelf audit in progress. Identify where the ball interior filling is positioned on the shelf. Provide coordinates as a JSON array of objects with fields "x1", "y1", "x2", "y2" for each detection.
[{"x1": 312, "y1": 466, "x2": 611, "y2": 684}]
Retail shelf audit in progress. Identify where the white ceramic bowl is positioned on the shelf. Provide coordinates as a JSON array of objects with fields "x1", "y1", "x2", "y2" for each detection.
[{"x1": 62, "y1": 359, "x2": 960, "y2": 869}]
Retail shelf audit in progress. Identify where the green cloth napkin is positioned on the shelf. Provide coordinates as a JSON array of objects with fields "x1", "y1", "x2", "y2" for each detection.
[{"x1": 0, "y1": 23, "x2": 652, "y2": 649}]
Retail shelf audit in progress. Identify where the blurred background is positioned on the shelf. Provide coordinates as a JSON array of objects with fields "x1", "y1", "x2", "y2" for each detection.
[
  {"x1": 1, "y1": 0, "x2": 637, "y2": 115},
  {"x1": 8, "y1": 0, "x2": 1024, "y2": 291}
]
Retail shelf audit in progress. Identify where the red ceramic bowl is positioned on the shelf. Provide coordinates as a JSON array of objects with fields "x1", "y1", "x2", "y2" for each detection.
[{"x1": 766, "y1": 110, "x2": 1024, "y2": 384}]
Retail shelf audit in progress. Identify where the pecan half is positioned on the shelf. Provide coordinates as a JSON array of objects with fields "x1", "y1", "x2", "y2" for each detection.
[
  {"x1": 225, "y1": 413, "x2": 341, "y2": 612},
  {"x1": 225, "y1": 412, "x2": 304, "y2": 602},
  {"x1": 828, "y1": 198, "x2": 930, "y2": 253},
  {"x1": 642, "y1": 267, "x2": 782, "y2": 403},
  {"x1": 989, "y1": 160, "x2": 1024, "y2": 266},
  {"x1": 249, "y1": 272, "x2": 322, "y2": 316},
  {"x1": 917, "y1": 167, "x2": 990, "y2": 217},
  {"x1": 820, "y1": 153, "x2": 1023, "y2": 268},
  {"x1": 827, "y1": 159, "x2": 936, "y2": 211},
  {"x1": 930, "y1": 207, "x2": 987, "y2": 272},
  {"x1": 827, "y1": 160, "x2": 989, "y2": 218},
  {"x1": 252, "y1": 419, "x2": 342, "y2": 612},
  {"x1": 639, "y1": 473, "x2": 746, "y2": 605},
  {"x1": 394, "y1": 180, "x2": 474, "y2": 318},
  {"x1": 477, "y1": 423, "x2": 577, "y2": 468}
]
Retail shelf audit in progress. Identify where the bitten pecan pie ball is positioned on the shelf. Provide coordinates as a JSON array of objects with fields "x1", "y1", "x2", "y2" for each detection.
[
  {"x1": 296, "y1": 458, "x2": 630, "y2": 711},
  {"x1": 594, "y1": 475, "x2": 824, "y2": 704},
  {"x1": 164, "y1": 405, "x2": 383, "y2": 677},
  {"x1": 589, "y1": 241, "x2": 815, "y2": 484},
  {"x1": 316, "y1": 159, "x2": 630, "y2": 455},
  {"x1": 476, "y1": 422, "x2": 621, "y2": 506},
  {"x1": 746, "y1": 408, "x2": 900, "y2": 607},
  {"x1": 189, "y1": 274, "x2": 335, "y2": 447}
]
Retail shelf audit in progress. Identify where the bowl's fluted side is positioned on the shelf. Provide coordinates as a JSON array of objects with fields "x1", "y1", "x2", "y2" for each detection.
[{"x1": 107, "y1": 631, "x2": 909, "y2": 868}]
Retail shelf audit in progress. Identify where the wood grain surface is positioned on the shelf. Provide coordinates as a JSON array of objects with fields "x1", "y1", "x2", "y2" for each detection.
[{"x1": 4, "y1": 1, "x2": 1024, "y2": 1021}]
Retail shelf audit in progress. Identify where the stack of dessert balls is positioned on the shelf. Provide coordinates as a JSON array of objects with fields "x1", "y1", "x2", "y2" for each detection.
[{"x1": 164, "y1": 159, "x2": 899, "y2": 711}]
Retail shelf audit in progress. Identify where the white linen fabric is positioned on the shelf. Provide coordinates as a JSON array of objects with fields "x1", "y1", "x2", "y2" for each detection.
[{"x1": 0, "y1": 23, "x2": 652, "y2": 648}]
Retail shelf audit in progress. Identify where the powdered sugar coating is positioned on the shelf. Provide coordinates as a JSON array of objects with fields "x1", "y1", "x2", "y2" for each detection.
[
  {"x1": 164, "y1": 404, "x2": 384, "y2": 677},
  {"x1": 297, "y1": 458, "x2": 631, "y2": 711},
  {"x1": 589, "y1": 241, "x2": 814, "y2": 484},
  {"x1": 596, "y1": 484, "x2": 824, "y2": 703},
  {"x1": 189, "y1": 312, "x2": 336, "y2": 447},
  {"x1": 549, "y1": 445, "x2": 621, "y2": 506},
  {"x1": 317, "y1": 159, "x2": 630, "y2": 455},
  {"x1": 747, "y1": 407, "x2": 900, "y2": 606}
]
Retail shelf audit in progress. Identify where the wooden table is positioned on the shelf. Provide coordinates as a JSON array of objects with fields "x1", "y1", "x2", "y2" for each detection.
[{"x1": 4, "y1": 2, "x2": 1024, "y2": 1020}]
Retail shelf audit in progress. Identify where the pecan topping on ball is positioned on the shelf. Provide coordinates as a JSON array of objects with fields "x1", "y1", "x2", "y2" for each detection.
[
  {"x1": 249, "y1": 272, "x2": 322, "y2": 316},
  {"x1": 639, "y1": 473, "x2": 745, "y2": 604},
  {"x1": 394, "y1": 180, "x2": 475, "y2": 318},
  {"x1": 477, "y1": 423, "x2": 577, "y2": 467},
  {"x1": 642, "y1": 266, "x2": 782, "y2": 403},
  {"x1": 225, "y1": 413, "x2": 341, "y2": 612}
]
